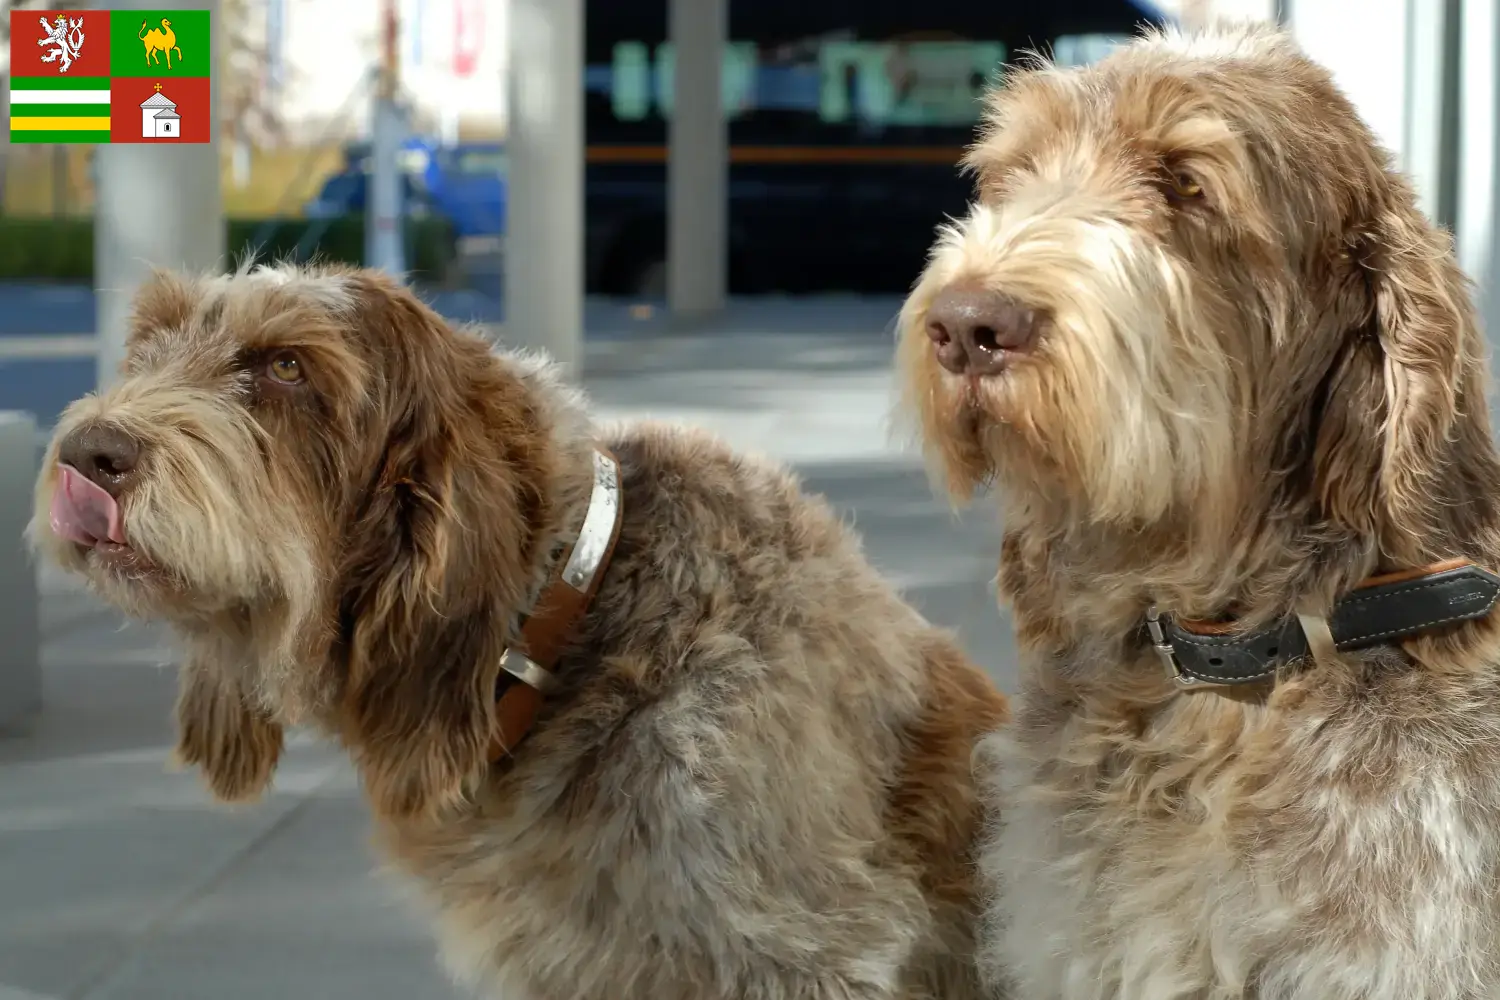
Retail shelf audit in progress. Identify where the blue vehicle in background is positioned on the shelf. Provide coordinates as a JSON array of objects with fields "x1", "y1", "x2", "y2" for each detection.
[{"x1": 304, "y1": 137, "x2": 508, "y2": 241}]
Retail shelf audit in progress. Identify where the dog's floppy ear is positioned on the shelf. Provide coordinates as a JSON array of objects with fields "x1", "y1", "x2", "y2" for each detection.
[
  {"x1": 337, "y1": 406, "x2": 501, "y2": 821},
  {"x1": 173, "y1": 657, "x2": 283, "y2": 803},
  {"x1": 336, "y1": 276, "x2": 542, "y2": 821},
  {"x1": 1312, "y1": 178, "x2": 1486, "y2": 553}
]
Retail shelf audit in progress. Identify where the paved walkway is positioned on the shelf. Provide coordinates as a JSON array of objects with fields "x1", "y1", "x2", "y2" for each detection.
[{"x1": 0, "y1": 321, "x2": 1016, "y2": 1000}]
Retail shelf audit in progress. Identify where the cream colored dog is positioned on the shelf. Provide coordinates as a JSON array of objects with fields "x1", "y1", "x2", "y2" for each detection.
[{"x1": 900, "y1": 23, "x2": 1500, "y2": 1000}]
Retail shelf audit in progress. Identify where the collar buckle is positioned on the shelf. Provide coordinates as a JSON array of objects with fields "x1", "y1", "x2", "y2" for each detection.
[{"x1": 1145, "y1": 604, "x2": 1198, "y2": 687}]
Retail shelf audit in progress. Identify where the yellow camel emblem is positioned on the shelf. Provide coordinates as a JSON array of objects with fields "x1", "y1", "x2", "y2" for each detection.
[{"x1": 138, "y1": 18, "x2": 182, "y2": 69}]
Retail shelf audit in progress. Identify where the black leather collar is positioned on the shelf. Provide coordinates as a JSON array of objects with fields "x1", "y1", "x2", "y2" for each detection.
[{"x1": 1145, "y1": 560, "x2": 1500, "y2": 687}]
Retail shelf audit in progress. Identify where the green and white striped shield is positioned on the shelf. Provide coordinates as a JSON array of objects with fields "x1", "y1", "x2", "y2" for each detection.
[{"x1": 9, "y1": 76, "x2": 111, "y2": 144}]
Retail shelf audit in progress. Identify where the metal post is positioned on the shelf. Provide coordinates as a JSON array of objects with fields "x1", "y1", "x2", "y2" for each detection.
[
  {"x1": 366, "y1": 0, "x2": 406, "y2": 276},
  {"x1": 1435, "y1": 0, "x2": 1463, "y2": 230},
  {"x1": 667, "y1": 0, "x2": 727, "y2": 320},
  {"x1": 94, "y1": 0, "x2": 225, "y2": 389},
  {"x1": 504, "y1": 0, "x2": 583, "y2": 374}
]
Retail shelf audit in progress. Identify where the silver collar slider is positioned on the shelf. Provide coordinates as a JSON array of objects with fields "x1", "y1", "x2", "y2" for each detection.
[{"x1": 1145, "y1": 604, "x2": 1197, "y2": 687}]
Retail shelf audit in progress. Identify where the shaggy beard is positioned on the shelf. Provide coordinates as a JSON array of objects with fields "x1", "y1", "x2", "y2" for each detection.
[{"x1": 32, "y1": 379, "x2": 332, "y2": 719}]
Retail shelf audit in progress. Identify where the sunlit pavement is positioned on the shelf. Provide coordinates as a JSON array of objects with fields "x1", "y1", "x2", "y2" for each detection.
[{"x1": 0, "y1": 311, "x2": 1017, "y2": 1000}]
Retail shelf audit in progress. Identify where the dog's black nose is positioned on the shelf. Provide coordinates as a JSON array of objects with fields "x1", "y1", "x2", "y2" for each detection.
[
  {"x1": 925, "y1": 286, "x2": 1041, "y2": 376},
  {"x1": 58, "y1": 424, "x2": 142, "y2": 498}
]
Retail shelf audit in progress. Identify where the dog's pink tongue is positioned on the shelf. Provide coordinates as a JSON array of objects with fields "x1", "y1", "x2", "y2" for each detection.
[{"x1": 50, "y1": 464, "x2": 125, "y2": 546}]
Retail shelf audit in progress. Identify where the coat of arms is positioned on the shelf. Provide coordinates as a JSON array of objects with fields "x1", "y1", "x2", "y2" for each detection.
[{"x1": 37, "y1": 12, "x2": 86, "y2": 74}]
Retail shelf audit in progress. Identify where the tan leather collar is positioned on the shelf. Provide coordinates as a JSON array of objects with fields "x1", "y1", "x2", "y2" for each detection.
[
  {"x1": 487, "y1": 447, "x2": 625, "y2": 761},
  {"x1": 1171, "y1": 558, "x2": 1477, "y2": 636}
]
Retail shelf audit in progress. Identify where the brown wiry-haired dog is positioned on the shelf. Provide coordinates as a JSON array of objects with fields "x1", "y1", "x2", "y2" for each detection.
[
  {"x1": 31, "y1": 261, "x2": 1008, "y2": 1000},
  {"x1": 899, "y1": 22, "x2": 1500, "y2": 1000}
]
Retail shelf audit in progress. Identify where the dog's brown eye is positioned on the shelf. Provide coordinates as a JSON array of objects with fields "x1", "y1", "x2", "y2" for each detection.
[
  {"x1": 266, "y1": 352, "x2": 304, "y2": 384},
  {"x1": 1168, "y1": 171, "x2": 1204, "y2": 200}
]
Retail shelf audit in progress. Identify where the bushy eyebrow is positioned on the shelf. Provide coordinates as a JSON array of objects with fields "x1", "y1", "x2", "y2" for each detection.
[{"x1": 1160, "y1": 115, "x2": 1236, "y2": 150}]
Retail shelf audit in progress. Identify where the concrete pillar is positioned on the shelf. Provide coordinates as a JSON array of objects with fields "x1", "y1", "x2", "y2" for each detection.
[
  {"x1": 1289, "y1": 0, "x2": 1410, "y2": 163},
  {"x1": 1402, "y1": 0, "x2": 1460, "y2": 229},
  {"x1": 1458, "y1": 0, "x2": 1499, "y2": 280},
  {"x1": 503, "y1": 0, "x2": 583, "y2": 374},
  {"x1": 0, "y1": 412, "x2": 40, "y2": 733},
  {"x1": 94, "y1": 0, "x2": 224, "y2": 388},
  {"x1": 1289, "y1": 0, "x2": 1476, "y2": 362},
  {"x1": 1455, "y1": 0, "x2": 1500, "y2": 388},
  {"x1": 667, "y1": 0, "x2": 727, "y2": 320},
  {"x1": 1286, "y1": 0, "x2": 1457, "y2": 226}
]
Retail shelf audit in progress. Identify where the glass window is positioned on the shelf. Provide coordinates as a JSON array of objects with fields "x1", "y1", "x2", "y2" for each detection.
[
  {"x1": 594, "y1": 37, "x2": 1004, "y2": 128},
  {"x1": 583, "y1": 11, "x2": 1155, "y2": 147},
  {"x1": 610, "y1": 41, "x2": 652, "y2": 120},
  {"x1": 820, "y1": 40, "x2": 1006, "y2": 127}
]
